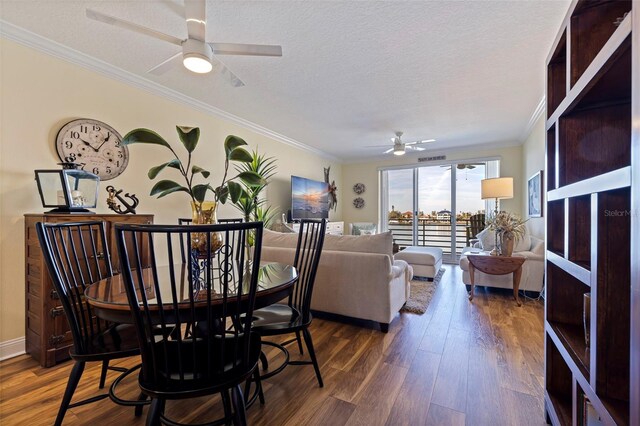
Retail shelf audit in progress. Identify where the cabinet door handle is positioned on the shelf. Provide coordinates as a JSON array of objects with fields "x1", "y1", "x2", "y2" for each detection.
[
  {"x1": 50, "y1": 289, "x2": 59, "y2": 300},
  {"x1": 50, "y1": 307, "x2": 64, "y2": 318},
  {"x1": 49, "y1": 335, "x2": 64, "y2": 346}
]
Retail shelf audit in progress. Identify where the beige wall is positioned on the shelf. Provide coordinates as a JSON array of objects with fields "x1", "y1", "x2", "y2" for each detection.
[
  {"x1": 521, "y1": 115, "x2": 546, "y2": 239},
  {"x1": 0, "y1": 39, "x2": 342, "y2": 343},
  {"x1": 342, "y1": 145, "x2": 524, "y2": 228}
]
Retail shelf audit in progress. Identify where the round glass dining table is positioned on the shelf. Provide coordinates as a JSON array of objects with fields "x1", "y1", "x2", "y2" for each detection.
[{"x1": 85, "y1": 262, "x2": 297, "y2": 323}]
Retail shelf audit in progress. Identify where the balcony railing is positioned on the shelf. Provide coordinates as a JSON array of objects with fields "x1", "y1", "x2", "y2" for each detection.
[{"x1": 388, "y1": 218, "x2": 476, "y2": 255}]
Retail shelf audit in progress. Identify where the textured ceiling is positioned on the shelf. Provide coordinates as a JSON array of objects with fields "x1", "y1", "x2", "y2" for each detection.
[{"x1": 0, "y1": 0, "x2": 569, "y2": 160}]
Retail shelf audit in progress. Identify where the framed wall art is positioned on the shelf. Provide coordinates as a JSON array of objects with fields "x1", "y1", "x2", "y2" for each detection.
[{"x1": 528, "y1": 170, "x2": 543, "y2": 218}]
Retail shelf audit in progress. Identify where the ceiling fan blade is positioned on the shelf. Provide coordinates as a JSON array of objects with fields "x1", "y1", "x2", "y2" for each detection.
[
  {"x1": 147, "y1": 52, "x2": 183, "y2": 75},
  {"x1": 383, "y1": 148, "x2": 394, "y2": 154},
  {"x1": 86, "y1": 9, "x2": 183, "y2": 46},
  {"x1": 184, "y1": 0, "x2": 206, "y2": 41},
  {"x1": 364, "y1": 145, "x2": 393, "y2": 148},
  {"x1": 214, "y1": 58, "x2": 245, "y2": 87},
  {"x1": 210, "y1": 43, "x2": 282, "y2": 57},
  {"x1": 406, "y1": 139, "x2": 436, "y2": 145},
  {"x1": 406, "y1": 145, "x2": 426, "y2": 151}
]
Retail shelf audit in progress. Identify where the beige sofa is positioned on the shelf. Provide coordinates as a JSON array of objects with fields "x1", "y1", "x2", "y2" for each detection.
[{"x1": 261, "y1": 229, "x2": 413, "y2": 332}]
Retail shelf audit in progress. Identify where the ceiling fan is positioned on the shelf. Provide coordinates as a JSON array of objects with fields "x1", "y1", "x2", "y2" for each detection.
[
  {"x1": 86, "y1": 0, "x2": 282, "y2": 87},
  {"x1": 441, "y1": 163, "x2": 480, "y2": 170},
  {"x1": 367, "y1": 132, "x2": 436, "y2": 156}
]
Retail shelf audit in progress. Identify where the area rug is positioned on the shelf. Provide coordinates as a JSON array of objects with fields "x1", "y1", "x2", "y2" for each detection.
[{"x1": 401, "y1": 268, "x2": 445, "y2": 314}]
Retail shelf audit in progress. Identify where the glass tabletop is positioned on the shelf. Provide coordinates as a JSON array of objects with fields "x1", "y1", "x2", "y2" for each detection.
[{"x1": 85, "y1": 261, "x2": 297, "y2": 311}]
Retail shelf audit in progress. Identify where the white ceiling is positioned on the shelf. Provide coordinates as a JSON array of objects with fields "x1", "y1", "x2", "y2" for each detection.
[{"x1": 0, "y1": 0, "x2": 569, "y2": 161}]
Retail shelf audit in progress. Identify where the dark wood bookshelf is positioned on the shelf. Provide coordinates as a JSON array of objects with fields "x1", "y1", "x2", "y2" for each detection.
[
  {"x1": 570, "y1": 0, "x2": 632, "y2": 86},
  {"x1": 544, "y1": 1, "x2": 638, "y2": 425},
  {"x1": 568, "y1": 195, "x2": 591, "y2": 269},
  {"x1": 548, "y1": 32, "x2": 567, "y2": 117}
]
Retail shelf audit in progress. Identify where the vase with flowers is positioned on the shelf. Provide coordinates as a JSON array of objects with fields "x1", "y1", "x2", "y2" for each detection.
[
  {"x1": 486, "y1": 211, "x2": 527, "y2": 256},
  {"x1": 122, "y1": 126, "x2": 264, "y2": 256}
]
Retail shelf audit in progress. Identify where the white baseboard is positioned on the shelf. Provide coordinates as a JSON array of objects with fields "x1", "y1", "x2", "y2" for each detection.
[{"x1": 0, "y1": 337, "x2": 26, "y2": 361}]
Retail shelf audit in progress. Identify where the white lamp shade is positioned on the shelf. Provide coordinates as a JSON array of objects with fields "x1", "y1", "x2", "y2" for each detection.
[{"x1": 481, "y1": 177, "x2": 513, "y2": 200}]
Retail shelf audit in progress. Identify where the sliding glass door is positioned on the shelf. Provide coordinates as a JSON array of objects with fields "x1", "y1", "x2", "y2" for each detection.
[
  {"x1": 417, "y1": 165, "x2": 452, "y2": 254},
  {"x1": 381, "y1": 160, "x2": 496, "y2": 262}
]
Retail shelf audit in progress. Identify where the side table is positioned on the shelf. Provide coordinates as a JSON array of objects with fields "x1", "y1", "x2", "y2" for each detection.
[{"x1": 467, "y1": 254, "x2": 526, "y2": 306}]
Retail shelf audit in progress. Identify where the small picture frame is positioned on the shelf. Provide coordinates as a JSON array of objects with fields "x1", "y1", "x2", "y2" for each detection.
[{"x1": 528, "y1": 171, "x2": 543, "y2": 218}]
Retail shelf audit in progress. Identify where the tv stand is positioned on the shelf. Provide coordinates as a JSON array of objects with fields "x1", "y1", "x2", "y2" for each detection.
[{"x1": 290, "y1": 221, "x2": 343, "y2": 235}]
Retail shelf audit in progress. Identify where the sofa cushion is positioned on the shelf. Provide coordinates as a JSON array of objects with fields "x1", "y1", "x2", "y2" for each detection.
[
  {"x1": 263, "y1": 229, "x2": 394, "y2": 259},
  {"x1": 263, "y1": 229, "x2": 299, "y2": 249},
  {"x1": 323, "y1": 231, "x2": 393, "y2": 259}
]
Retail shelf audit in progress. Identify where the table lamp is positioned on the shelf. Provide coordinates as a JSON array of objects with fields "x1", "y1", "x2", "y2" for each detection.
[{"x1": 481, "y1": 177, "x2": 513, "y2": 255}]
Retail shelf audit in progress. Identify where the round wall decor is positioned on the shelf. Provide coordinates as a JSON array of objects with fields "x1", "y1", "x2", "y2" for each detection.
[
  {"x1": 353, "y1": 183, "x2": 366, "y2": 194},
  {"x1": 55, "y1": 118, "x2": 128, "y2": 180},
  {"x1": 353, "y1": 197, "x2": 365, "y2": 209}
]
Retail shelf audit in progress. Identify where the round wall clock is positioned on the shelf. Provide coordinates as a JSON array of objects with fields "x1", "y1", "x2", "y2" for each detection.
[
  {"x1": 353, "y1": 197, "x2": 365, "y2": 209},
  {"x1": 55, "y1": 118, "x2": 129, "y2": 180},
  {"x1": 353, "y1": 183, "x2": 366, "y2": 194}
]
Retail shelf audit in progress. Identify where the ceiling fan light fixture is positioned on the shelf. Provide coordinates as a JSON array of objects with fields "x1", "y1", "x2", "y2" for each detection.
[
  {"x1": 183, "y1": 54, "x2": 212, "y2": 73},
  {"x1": 182, "y1": 39, "x2": 213, "y2": 73},
  {"x1": 393, "y1": 145, "x2": 406, "y2": 156}
]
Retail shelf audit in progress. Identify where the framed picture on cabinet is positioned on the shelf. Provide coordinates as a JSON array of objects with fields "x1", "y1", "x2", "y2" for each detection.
[{"x1": 527, "y1": 170, "x2": 543, "y2": 218}]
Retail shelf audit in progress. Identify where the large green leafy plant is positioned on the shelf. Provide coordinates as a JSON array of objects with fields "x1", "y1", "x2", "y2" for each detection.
[{"x1": 122, "y1": 126, "x2": 264, "y2": 206}]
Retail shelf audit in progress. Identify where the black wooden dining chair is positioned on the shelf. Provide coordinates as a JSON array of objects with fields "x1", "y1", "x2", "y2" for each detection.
[
  {"x1": 251, "y1": 219, "x2": 327, "y2": 387},
  {"x1": 115, "y1": 221, "x2": 264, "y2": 425},
  {"x1": 36, "y1": 221, "x2": 149, "y2": 426}
]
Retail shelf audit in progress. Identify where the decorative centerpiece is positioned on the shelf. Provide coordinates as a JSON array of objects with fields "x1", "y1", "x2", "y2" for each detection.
[
  {"x1": 122, "y1": 126, "x2": 264, "y2": 255},
  {"x1": 486, "y1": 211, "x2": 526, "y2": 256}
]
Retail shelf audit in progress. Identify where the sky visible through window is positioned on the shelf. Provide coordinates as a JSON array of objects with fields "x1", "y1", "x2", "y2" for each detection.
[{"x1": 387, "y1": 165, "x2": 485, "y2": 215}]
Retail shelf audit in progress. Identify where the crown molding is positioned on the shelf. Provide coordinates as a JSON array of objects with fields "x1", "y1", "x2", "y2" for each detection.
[
  {"x1": 521, "y1": 96, "x2": 546, "y2": 142},
  {"x1": 0, "y1": 20, "x2": 339, "y2": 162}
]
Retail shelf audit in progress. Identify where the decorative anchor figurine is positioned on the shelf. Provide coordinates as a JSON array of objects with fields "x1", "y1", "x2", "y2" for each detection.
[{"x1": 106, "y1": 185, "x2": 139, "y2": 214}]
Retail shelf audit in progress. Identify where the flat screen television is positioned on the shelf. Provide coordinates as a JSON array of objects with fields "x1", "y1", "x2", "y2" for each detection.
[{"x1": 291, "y1": 175, "x2": 330, "y2": 220}]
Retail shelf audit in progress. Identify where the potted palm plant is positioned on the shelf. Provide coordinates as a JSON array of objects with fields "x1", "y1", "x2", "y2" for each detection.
[{"x1": 228, "y1": 149, "x2": 278, "y2": 226}]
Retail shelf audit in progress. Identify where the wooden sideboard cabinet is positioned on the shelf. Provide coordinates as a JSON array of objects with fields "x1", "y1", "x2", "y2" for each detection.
[
  {"x1": 290, "y1": 221, "x2": 344, "y2": 235},
  {"x1": 24, "y1": 213, "x2": 154, "y2": 367}
]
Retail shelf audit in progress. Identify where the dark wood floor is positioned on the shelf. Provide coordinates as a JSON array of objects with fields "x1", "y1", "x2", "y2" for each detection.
[{"x1": 0, "y1": 264, "x2": 546, "y2": 425}]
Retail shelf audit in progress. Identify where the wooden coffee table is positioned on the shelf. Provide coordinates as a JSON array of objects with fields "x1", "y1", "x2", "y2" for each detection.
[{"x1": 467, "y1": 254, "x2": 526, "y2": 306}]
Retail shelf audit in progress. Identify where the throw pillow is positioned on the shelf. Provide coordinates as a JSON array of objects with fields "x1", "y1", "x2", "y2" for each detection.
[
  {"x1": 476, "y1": 228, "x2": 495, "y2": 251},
  {"x1": 352, "y1": 223, "x2": 377, "y2": 235},
  {"x1": 514, "y1": 232, "x2": 532, "y2": 252}
]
